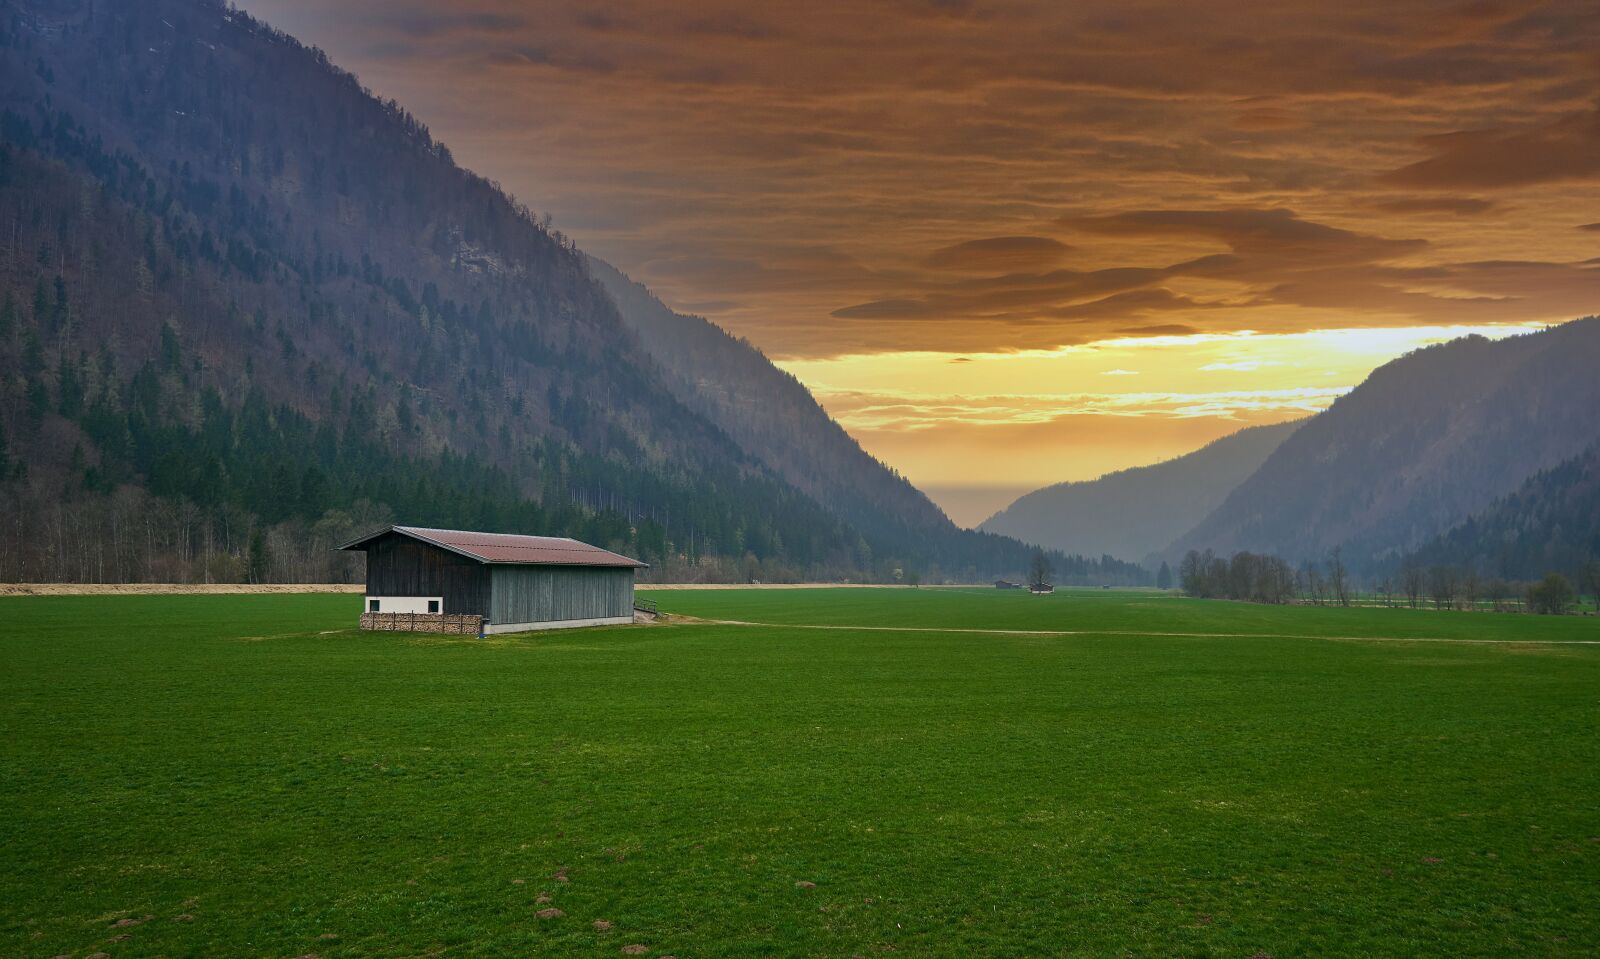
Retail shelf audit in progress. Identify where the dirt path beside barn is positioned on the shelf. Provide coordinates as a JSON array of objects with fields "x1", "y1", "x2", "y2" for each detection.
[{"x1": 0, "y1": 583, "x2": 365, "y2": 596}]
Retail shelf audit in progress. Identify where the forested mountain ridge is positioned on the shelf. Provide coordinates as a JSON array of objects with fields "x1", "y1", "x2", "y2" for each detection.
[
  {"x1": 1171, "y1": 319, "x2": 1600, "y2": 569},
  {"x1": 1399, "y1": 442, "x2": 1600, "y2": 582},
  {"x1": 980, "y1": 419, "x2": 1301, "y2": 562},
  {"x1": 0, "y1": 0, "x2": 838, "y2": 582},
  {"x1": 589, "y1": 256, "x2": 948, "y2": 531},
  {"x1": 0, "y1": 0, "x2": 1144, "y2": 585}
]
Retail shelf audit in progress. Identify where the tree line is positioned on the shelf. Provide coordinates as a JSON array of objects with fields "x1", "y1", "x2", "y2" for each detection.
[
  {"x1": 1178, "y1": 548, "x2": 1597, "y2": 615},
  {"x1": 1374, "y1": 560, "x2": 1597, "y2": 616}
]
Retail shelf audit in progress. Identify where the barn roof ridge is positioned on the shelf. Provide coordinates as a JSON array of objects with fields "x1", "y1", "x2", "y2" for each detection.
[{"x1": 336, "y1": 525, "x2": 648, "y2": 568}]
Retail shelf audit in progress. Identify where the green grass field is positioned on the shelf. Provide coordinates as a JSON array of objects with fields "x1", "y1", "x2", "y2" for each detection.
[{"x1": 2, "y1": 588, "x2": 1596, "y2": 958}]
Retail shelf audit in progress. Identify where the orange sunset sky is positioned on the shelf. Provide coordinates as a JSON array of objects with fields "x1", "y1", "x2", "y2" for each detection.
[{"x1": 240, "y1": 0, "x2": 1599, "y2": 525}]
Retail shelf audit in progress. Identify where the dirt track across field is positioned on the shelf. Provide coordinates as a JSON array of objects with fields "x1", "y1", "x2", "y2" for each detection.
[
  {"x1": 0, "y1": 583, "x2": 365, "y2": 596},
  {"x1": 695, "y1": 619, "x2": 1600, "y2": 646}
]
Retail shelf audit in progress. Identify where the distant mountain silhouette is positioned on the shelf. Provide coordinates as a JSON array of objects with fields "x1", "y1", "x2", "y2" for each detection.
[
  {"x1": 981, "y1": 420, "x2": 1301, "y2": 562},
  {"x1": 1171, "y1": 319, "x2": 1600, "y2": 568}
]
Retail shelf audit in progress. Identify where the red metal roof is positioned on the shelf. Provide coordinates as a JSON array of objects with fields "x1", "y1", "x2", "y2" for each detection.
[{"x1": 338, "y1": 526, "x2": 648, "y2": 568}]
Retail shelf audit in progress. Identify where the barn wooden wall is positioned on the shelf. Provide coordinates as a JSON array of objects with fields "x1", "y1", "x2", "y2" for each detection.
[
  {"x1": 364, "y1": 534, "x2": 492, "y2": 616},
  {"x1": 489, "y1": 565, "x2": 634, "y2": 625}
]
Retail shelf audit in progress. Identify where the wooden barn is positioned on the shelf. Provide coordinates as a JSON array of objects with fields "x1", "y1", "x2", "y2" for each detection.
[{"x1": 337, "y1": 526, "x2": 647, "y2": 634}]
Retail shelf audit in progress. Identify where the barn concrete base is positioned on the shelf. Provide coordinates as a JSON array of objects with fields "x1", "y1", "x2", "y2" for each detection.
[{"x1": 483, "y1": 615, "x2": 636, "y2": 635}]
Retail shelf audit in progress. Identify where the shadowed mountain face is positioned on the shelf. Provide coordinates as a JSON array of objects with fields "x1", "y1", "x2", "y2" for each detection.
[
  {"x1": 0, "y1": 0, "x2": 1150, "y2": 584},
  {"x1": 1171, "y1": 319, "x2": 1600, "y2": 568},
  {"x1": 586, "y1": 256, "x2": 950, "y2": 537},
  {"x1": 0, "y1": 0, "x2": 848, "y2": 580},
  {"x1": 980, "y1": 420, "x2": 1302, "y2": 562}
]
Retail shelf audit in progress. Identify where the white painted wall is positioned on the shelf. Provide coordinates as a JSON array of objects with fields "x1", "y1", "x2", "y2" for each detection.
[{"x1": 365, "y1": 596, "x2": 443, "y2": 614}]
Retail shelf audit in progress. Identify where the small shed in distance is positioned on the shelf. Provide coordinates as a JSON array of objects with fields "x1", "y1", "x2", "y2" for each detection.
[{"x1": 338, "y1": 526, "x2": 647, "y2": 633}]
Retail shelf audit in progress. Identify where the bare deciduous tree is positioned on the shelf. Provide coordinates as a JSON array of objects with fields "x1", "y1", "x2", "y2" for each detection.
[
  {"x1": 1028, "y1": 549, "x2": 1053, "y2": 591},
  {"x1": 1428, "y1": 566, "x2": 1459, "y2": 611},
  {"x1": 1377, "y1": 576, "x2": 1395, "y2": 608},
  {"x1": 1526, "y1": 573, "x2": 1575, "y2": 615},
  {"x1": 1328, "y1": 547, "x2": 1350, "y2": 607},
  {"x1": 1461, "y1": 568, "x2": 1480, "y2": 611},
  {"x1": 1402, "y1": 561, "x2": 1424, "y2": 608}
]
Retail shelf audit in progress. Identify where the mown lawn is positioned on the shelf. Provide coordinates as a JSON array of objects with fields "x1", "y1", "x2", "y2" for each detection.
[{"x1": 2, "y1": 590, "x2": 1597, "y2": 958}]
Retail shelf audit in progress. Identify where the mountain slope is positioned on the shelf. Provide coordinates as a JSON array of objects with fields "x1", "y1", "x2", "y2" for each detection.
[
  {"x1": 0, "y1": 0, "x2": 1145, "y2": 585},
  {"x1": 587, "y1": 257, "x2": 951, "y2": 532},
  {"x1": 1401, "y1": 443, "x2": 1600, "y2": 581},
  {"x1": 0, "y1": 0, "x2": 874, "y2": 582},
  {"x1": 980, "y1": 419, "x2": 1302, "y2": 561},
  {"x1": 1172, "y1": 319, "x2": 1600, "y2": 566}
]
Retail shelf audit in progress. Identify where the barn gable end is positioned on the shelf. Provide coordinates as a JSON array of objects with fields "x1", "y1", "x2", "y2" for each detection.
[{"x1": 362, "y1": 532, "x2": 492, "y2": 618}]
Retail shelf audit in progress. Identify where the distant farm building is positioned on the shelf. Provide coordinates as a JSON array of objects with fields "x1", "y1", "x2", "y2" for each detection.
[
  {"x1": 1029, "y1": 583, "x2": 1055, "y2": 594},
  {"x1": 995, "y1": 580, "x2": 1022, "y2": 589},
  {"x1": 338, "y1": 526, "x2": 647, "y2": 634}
]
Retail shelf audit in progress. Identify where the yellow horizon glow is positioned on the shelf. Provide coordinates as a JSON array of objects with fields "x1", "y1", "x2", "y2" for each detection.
[{"x1": 777, "y1": 322, "x2": 1547, "y2": 524}]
